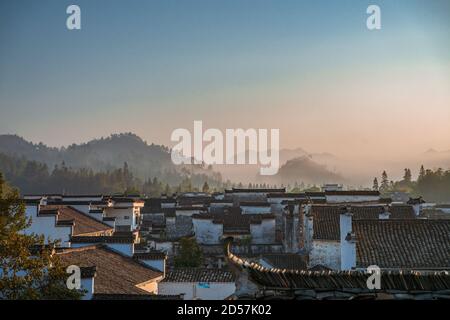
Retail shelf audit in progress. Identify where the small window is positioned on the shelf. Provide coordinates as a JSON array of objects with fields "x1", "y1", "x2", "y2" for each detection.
[{"x1": 124, "y1": 216, "x2": 130, "y2": 220}]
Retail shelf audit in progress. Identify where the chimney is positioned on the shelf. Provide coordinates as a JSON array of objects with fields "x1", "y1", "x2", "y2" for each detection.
[
  {"x1": 379, "y1": 205, "x2": 391, "y2": 220},
  {"x1": 303, "y1": 205, "x2": 314, "y2": 253},
  {"x1": 38, "y1": 196, "x2": 48, "y2": 210},
  {"x1": 283, "y1": 205, "x2": 294, "y2": 253},
  {"x1": 340, "y1": 206, "x2": 356, "y2": 270}
]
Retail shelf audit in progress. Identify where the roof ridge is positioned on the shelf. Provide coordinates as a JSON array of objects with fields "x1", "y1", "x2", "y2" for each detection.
[
  {"x1": 57, "y1": 243, "x2": 104, "y2": 254},
  {"x1": 100, "y1": 245, "x2": 163, "y2": 275},
  {"x1": 66, "y1": 205, "x2": 113, "y2": 229}
]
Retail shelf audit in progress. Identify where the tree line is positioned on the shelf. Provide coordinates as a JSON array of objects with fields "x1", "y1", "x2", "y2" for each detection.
[
  {"x1": 0, "y1": 153, "x2": 223, "y2": 196},
  {"x1": 373, "y1": 165, "x2": 450, "y2": 203}
]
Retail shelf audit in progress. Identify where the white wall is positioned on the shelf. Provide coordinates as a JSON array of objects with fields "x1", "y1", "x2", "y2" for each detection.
[
  {"x1": 81, "y1": 277, "x2": 94, "y2": 300},
  {"x1": 158, "y1": 282, "x2": 235, "y2": 300},
  {"x1": 137, "y1": 279, "x2": 160, "y2": 294},
  {"x1": 250, "y1": 220, "x2": 275, "y2": 244},
  {"x1": 23, "y1": 205, "x2": 72, "y2": 247},
  {"x1": 140, "y1": 259, "x2": 165, "y2": 273},
  {"x1": 149, "y1": 241, "x2": 173, "y2": 255},
  {"x1": 326, "y1": 195, "x2": 380, "y2": 203},
  {"x1": 192, "y1": 219, "x2": 223, "y2": 244},
  {"x1": 104, "y1": 207, "x2": 137, "y2": 229},
  {"x1": 340, "y1": 213, "x2": 356, "y2": 270},
  {"x1": 309, "y1": 241, "x2": 340, "y2": 270},
  {"x1": 241, "y1": 206, "x2": 272, "y2": 214}
]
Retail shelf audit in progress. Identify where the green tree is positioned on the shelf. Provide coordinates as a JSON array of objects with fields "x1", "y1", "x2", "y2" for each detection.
[
  {"x1": 0, "y1": 173, "x2": 83, "y2": 300},
  {"x1": 372, "y1": 177, "x2": 379, "y2": 191},
  {"x1": 202, "y1": 181, "x2": 210, "y2": 193},
  {"x1": 418, "y1": 165, "x2": 426, "y2": 182},
  {"x1": 403, "y1": 168, "x2": 412, "y2": 183},
  {"x1": 174, "y1": 237, "x2": 203, "y2": 268},
  {"x1": 380, "y1": 171, "x2": 389, "y2": 193}
]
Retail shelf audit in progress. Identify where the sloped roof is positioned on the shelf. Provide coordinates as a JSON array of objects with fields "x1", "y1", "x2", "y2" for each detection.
[
  {"x1": 92, "y1": 294, "x2": 182, "y2": 300},
  {"x1": 193, "y1": 207, "x2": 275, "y2": 234},
  {"x1": 311, "y1": 205, "x2": 416, "y2": 241},
  {"x1": 58, "y1": 245, "x2": 163, "y2": 295},
  {"x1": 133, "y1": 251, "x2": 167, "y2": 260},
  {"x1": 162, "y1": 268, "x2": 235, "y2": 283},
  {"x1": 227, "y1": 244, "x2": 450, "y2": 291},
  {"x1": 40, "y1": 205, "x2": 113, "y2": 236},
  {"x1": 70, "y1": 235, "x2": 135, "y2": 243},
  {"x1": 354, "y1": 219, "x2": 450, "y2": 269},
  {"x1": 261, "y1": 254, "x2": 308, "y2": 270}
]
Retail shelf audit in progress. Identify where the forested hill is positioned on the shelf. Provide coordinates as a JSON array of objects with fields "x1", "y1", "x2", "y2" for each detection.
[
  {"x1": 0, "y1": 133, "x2": 223, "y2": 193},
  {"x1": 0, "y1": 133, "x2": 172, "y2": 179}
]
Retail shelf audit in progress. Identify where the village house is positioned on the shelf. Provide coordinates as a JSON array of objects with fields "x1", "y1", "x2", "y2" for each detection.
[
  {"x1": 227, "y1": 244, "x2": 450, "y2": 300},
  {"x1": 324, "y1": 190, "x2": 381, "y2": 203},
  {"x1": 224, "y1": 188, "x2": 286, "y2": 205},
  {"x1": 158, "y1": 268, "x2": 236, "y2": 300},
  {"x1": 23, "y1": 198, "x2": 114, "y2": 247},
  {"x1": 57, "y1": 244, "x2": 165, "y2": 299},
  {"x1": 192, "y1": 207, "x2": 276, "y2": 245},
  {"x1": 304, "y1": 204, "x2": 417, "y2": 270}
]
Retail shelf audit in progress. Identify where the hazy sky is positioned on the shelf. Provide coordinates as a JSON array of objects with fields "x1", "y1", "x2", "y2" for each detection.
[{"x1": 1, "y1": 0, "x2": 449, "y2": 158}]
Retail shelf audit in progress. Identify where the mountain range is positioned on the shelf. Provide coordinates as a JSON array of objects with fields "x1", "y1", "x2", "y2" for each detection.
[{"x1": 0, "y1": 133, "x2": 344, "y2": 186}]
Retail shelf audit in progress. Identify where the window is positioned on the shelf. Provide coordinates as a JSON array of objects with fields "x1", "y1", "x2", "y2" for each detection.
[{"x1": 124, "y1": 216, "x2": 130, "y2": 220}]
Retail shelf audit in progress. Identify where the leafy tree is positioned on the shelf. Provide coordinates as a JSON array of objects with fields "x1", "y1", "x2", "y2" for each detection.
[
  {"x1": 174, "y1": 237, "x2": 203, "y2": 268},
  {"x1": 0, "y1": 172, "x2": 83, "y2": 300}
]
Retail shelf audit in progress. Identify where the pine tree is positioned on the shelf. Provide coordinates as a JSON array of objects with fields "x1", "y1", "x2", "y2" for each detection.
[
  {"x1": 0, "y1": 173, "x2": 83, "y2": 299},
  {"x1": 372, "y1": 177, "x2": 379, "y2": 191},
  {"x1": 403, "y1": 168, "x2": 412, "y2": 183},
  {"x1": 418, "y1": 165, "x2": 426, "y2": 182},
  {"x1": 380, "y1": 171, "x2": 389, "y2": 193}
]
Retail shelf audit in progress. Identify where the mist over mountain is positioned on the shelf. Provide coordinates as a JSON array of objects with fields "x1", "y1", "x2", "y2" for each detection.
[
  {"x1": 1, "y1": 133, "x2": 449, "y2": 189},
  {"x1": 0, "y1": 133, "x2": 221, "y2": 186},
  {"x1": 270, "y1": 156, "x2": 345, "y2": 185}
]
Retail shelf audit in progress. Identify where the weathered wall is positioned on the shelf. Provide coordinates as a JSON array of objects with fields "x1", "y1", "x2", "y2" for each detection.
[
  {"x1": 309, "y1": 240, "x2": 340, "y2": 270},
  {"x1": 250, "y1": 219, "x2": 276, "y2": 244},
  {"x1": 325, "y1": 195, "x2": 380, "y2": 203},
  {"x1": 193, "y1": 219, "x2": 223, "y2": 244},
  {"x1": 158, "y1": 282, "x2": 236, "y2": 300},
  {"x1": 241, "y1": 206, "x2": 272, "y2": 214}
]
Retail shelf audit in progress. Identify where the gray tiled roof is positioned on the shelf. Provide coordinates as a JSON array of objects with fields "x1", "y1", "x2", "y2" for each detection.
[
  {"x1": 163, "y1": 268, "x2": 235, "y2": 283},
  {"x1": 312, "y1": 205, "x2": 416, "y2": 241},
  {"x1": 354, "y1": 219, "x2": 450, "y2": 269},
  {"x1": 58, "y1": 245, "x2": 162, "y2": 295}
]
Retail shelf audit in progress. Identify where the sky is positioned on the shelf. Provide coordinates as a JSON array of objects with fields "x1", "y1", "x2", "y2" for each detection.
[{"x1": 0, "y1": 0, "x2": 449, "y2": 160}]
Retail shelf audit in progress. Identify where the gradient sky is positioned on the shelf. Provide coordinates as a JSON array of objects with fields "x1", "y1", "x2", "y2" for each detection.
[{"x1": 0, "y1": 0, "x2": 449, "y2": 158}]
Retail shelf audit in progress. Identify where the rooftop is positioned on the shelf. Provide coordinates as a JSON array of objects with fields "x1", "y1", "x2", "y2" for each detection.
[
  {"x1": 163, "y1": 268, "x2": 235, "y2": 283},
  {"x1": 227, "y1": 245, "x2": 450, "y2": 291},
  {"x1": 260, "y1": 254, "x2": 308, "y2": 270},
  {"x1": 57, "y1": 245, "x2": 163, "y2": 295},
  {"x1": 193, "y1": 207, "x2": 275, "y2": 234},
  {"x1": 354, "y1": 219, "x2": 450, "y2": 269},
  {"x1": 40, "y1": 205, "x2": 113, "y2": 236},
  {"x1": 225, "y1": 188, "x2": 286, "y2": 194},
  {"x1": 311, "y1": 205, "x2": 416, "y2": 241}
]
